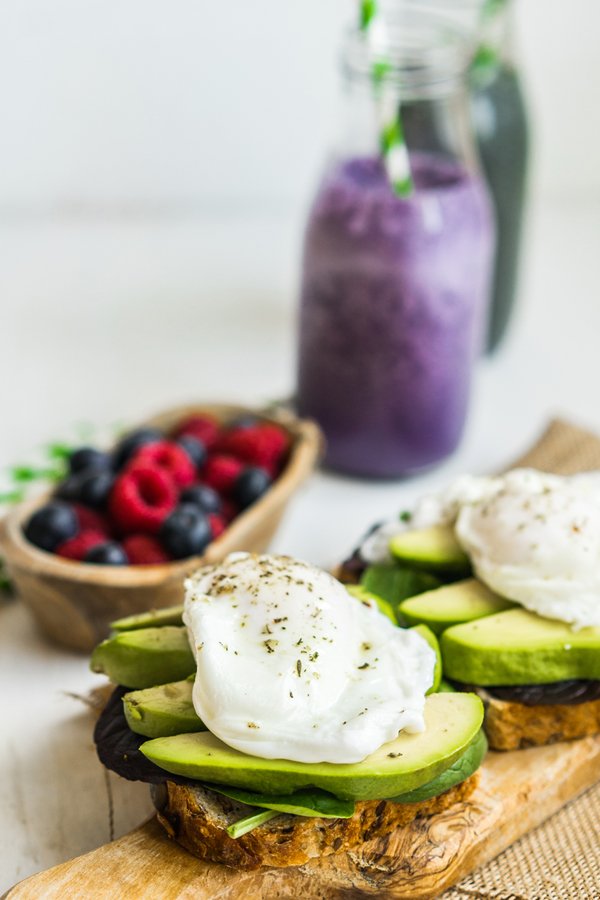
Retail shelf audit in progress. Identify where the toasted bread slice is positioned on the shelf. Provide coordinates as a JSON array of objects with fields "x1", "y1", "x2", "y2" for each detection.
[
  {"x1": 477, "y1": 690, "x2": 600, "y2": 751},
  {"x1": 151, "y1": 774, "x2": 479, "y2": 870}
]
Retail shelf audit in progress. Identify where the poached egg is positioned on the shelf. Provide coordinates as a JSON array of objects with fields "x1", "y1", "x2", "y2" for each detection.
[
  {"x1": 361, "y1": 469, "x2": 600, "y2": 630},
  {"x1": 183, "y1": 552, "x2": 435, "y2": 764},
  {"x1": 456, "y1": 469, "x2": 600, "y2": 630}
]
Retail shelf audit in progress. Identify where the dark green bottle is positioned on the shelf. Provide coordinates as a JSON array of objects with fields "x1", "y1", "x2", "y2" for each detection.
[
  {"x1": 470, "y1": 2, "x2": 529, "y2": 350},
  {"x1": 401, "y1": 1, "x2": 529, "y2": 351}
]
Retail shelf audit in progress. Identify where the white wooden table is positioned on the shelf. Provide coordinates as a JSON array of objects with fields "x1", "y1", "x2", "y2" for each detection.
[{"x1": 1, "y1": 197, "x2": 599, "y2": 892}]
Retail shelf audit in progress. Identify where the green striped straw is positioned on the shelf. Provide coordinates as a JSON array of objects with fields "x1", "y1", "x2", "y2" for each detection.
[
  {"x1": 359, "y1": 0, "x2": 413, "y2": 197},
  {"x1": 471, "y1": 0, "x2": 508, "y2": 83}
]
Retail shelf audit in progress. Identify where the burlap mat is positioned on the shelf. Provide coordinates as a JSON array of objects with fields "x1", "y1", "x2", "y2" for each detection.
[{"x1": 443, "y1": 418, "x2": 600, "y2": 900}]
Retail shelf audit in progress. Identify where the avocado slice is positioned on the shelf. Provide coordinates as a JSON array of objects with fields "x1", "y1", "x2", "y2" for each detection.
[
  {"x1": 410, "y1": 625, "x2": 442, "y2": 694},
  {"x1": 123, "y1": 677, "x2": 205, "y2": 738},
  {"x1": 389, "y1": 526, "x2": 471, "y2": 577},
  {"x1": 111, "y1": 606, "x2": 184, "y2": 632},
  {"x1": 140, "y1": 692, "x2": 484, "y2": 801},
  {"x1": 91, "y1": 626, "x2": 195, "y2": 688},
  {"x1": 399, "y1": 579, "x2": 515, "y2": 635},
  {"x1": 360, "y1": 564, "x2": 442, "y2": 612},
  {"x1": 389, "y1": 729, "x2": 487, "y2": 804},
  {"x1": 442, "y1": 609, "x2": 600, "y2": 685},
  {"x1": 346, "y1": 584, "x2": 398, "y2": 624}
]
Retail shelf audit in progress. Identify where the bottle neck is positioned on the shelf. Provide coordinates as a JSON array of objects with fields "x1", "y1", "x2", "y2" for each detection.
[{"x1": 338, "y1": 15, "x2": 480, "y2": 175}]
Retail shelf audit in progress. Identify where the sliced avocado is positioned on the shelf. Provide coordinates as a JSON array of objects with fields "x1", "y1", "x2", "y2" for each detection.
[
  {"x1": 390, "y1": 729, "x2": 487, "y2": 804},
  {"x1": 360, "y1": 564, "x2": 442, "y2": 613},
  {"x1": 111, "y1": 606, "x2": 184, "y2": 632},
  {"x1": 346, "y1": 584, "x2": 398, "y2": 624},
  {"x1": 123, "y1": 678, "x2": 204, "y2": 738},
  {"x1": 410, "y1": 625, "x2": 442, "y2": 694},
  {"x1": 442, "y1": 609, "x2": 600, "y2": 685},
  {"x1": 91, "y1": 626, "x2": 195, "y2": 688},
  {"x1": 141, "y1": 692, "x2": 483, "y2": 801},
  {"x1": 399, "y1": 579, "x2": 515, "y2": 635},
  {"x1": 389, "y1": 526, "x2": 471, "y2": 577}
]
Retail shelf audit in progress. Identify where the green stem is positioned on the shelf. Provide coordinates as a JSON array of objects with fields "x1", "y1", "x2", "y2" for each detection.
[{"x1": 226, "y1": 809, "x2": 280, "y2": 839}]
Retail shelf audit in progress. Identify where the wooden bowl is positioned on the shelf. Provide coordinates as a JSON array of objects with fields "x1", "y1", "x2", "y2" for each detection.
[{"x1": 0, "y1": 403, "x2": 323, "y2": 652}]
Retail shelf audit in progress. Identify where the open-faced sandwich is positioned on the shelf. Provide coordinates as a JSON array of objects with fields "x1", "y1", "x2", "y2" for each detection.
[
  {"x1": 91, "y1": 552, "x2": 486, "y2": 869},
  {"x1": 340, "y1": 469, "x2": 600, "y2": 750}
]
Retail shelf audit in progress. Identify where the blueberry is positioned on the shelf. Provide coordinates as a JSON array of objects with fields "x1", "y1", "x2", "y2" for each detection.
[
  {"x1": 77, "y1": 470, "x2": 114, "y2": 508},
  {"x1": 85, "y1": 542, "x2": 129, "y2": 565},
  {"x1": 176, "y1": 435, "x2": 207, "y2": 470},
  {"x1": 229, "y1": 415, "x2": 259, "y2": 430},
  {"x1": 68, "y1": 446, "x2": 111, "y2": 475},
  {"x1": 160, "y1": 504, "x2": 212, "y2": 560},
  {"x1": 180, "y1": 484, "x2": 221, "y2": 514},
  {"x1": 55, "y1": 475, "x2": 84, "y2": 503},
  {"x1": 24, "y1": 502, "x2": 79, "y2": 552},
  {"x1": 233, "y1": 467, "x2": 272, "y2": 509},
  {"x1": 55, "y1": 469, "x2": 114, "y2": 508},
  {"x1": 112, "y1": 428, "x2": 163, "y2": 470}
]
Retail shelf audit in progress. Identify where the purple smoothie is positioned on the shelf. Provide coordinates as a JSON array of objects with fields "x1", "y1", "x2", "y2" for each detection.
[{"x1": 297, "y1": 154, "x2": 494, "y2": 477}]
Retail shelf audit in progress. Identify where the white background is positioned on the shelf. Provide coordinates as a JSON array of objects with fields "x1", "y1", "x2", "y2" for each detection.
[
  {"x1": 1, "y1": 0, "x2": 600, "y2": 892},
  {"x1": 0, "y1": 0, "x2": 598, "y2": 215}
]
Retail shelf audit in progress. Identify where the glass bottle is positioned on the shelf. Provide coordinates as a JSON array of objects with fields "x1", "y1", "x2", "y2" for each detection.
[
  {"x1": 400, "y1": 0, "x2": 529, "y2": 350},
  {"x1": 471, "y1": 0, "x2": 529, "y2": 351},
  {"x1": 296, "y1": 12, "x2": 495, "y2": 478}
]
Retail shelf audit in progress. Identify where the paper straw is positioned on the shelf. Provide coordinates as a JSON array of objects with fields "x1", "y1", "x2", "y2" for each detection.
[
  {"x1": 470, "y1": 0, "x2": 508, "y2": 82},
  {"x1": 359, "y1": 0, "x2": 413, "y2": 196}
]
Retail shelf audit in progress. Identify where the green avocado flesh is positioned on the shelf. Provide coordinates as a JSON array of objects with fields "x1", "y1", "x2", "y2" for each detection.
[
  {"x1": 111, "y1": 606, "x2": 184, "y2": 632},
  {"x1": 90, "y1": 626, "x2": 195, "y2": 689},
  {"x1": 207, "y1": 731, "x2": 486, "y2": 814},
  {"x1": 442, "y1": 609, "x2": 600, "y2": 685},
  {"x1": 389, "y1": 526, "x2": 471, "y2": 577},
  {"x1": 389, "y1": 729, "x2": 487, "y2": 804},
  {"x1": 346, "y1": 584, "x2": 398, "y2": 624},
  {"x1": 123, "y1": 678, "x2": 204, "y2": 738},
  {"x1": 399, "y1": 579, "x2": 515, "y2": 635},
  {"x1": 361, "y1": 564, "x2": 442, "y2": 611},
  {"x1": 140, "y1": 692, "x2": 483, "y2": 801}
]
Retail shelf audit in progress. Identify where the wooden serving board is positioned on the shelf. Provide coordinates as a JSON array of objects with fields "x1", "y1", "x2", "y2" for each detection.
[{"x1": 7, "y1": 735, "x2": 600, "y2": 899}]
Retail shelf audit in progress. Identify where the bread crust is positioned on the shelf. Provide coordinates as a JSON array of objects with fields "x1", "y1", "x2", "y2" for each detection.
[
  {"x1": 481, "y1": 692, "x2": 600, "y2": 751},
  {"x1": 152, "y1": 774, "x2": 479, "y2": 870}
]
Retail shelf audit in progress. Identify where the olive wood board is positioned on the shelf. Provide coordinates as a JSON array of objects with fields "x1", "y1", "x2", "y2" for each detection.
[{"x1": 6, "y1": 734, "x2": 600, "y2": 900}]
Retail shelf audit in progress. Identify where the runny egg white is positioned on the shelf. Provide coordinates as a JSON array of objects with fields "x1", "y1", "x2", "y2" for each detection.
[{"x1": 183, "y1": 552, "x2": 436, "y2": 764}]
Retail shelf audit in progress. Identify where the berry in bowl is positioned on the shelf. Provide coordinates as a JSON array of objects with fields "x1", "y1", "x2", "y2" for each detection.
[{"x1": 0, "y1": 404, "x2": 322, "y2": 652}]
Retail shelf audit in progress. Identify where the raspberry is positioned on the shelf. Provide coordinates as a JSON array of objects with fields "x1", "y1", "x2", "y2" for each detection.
[
  {"x1": 208, "y1": 513, "x2": 227, "y2": 540},
  {"x1": 202, "y1": 455, "x2": 244, "y2": 495},
  {"x1": 72, "y1": 503, "x2": 109, "y2": 535},
  {"x1": 56, "y1": 530, "x2": 107, "y2": 561},
  {"x1": 174, "y1": 415, "x2": 220, "y2": 449},
  {"x1": 122, "y1": 534, "x2": 171, "y2": 565},
  {"x1": 109, "y1": 465, "x2": 177, "y2": 535},
  {"x1": 218, "y1": 424, "x2": 290, "y2": 475},
  {"x1": 129, "y1": 441, "x2": 195, "y2": 488}
]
